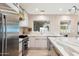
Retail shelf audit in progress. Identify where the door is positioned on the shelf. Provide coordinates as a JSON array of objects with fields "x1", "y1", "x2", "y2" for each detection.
[
  {"x1": 28, "y1": 36, "x2": 47, "y2": 49},
  {"x1": 35, "y1": 37, "x2": 47, "y2": 49},
  {"x1": 0, "y1": 13, "x2": 19, "y2": 56},
  {"x1": 6, "y1": 13, "x2": 19, "y2": 56},
  {"x1": 0, "y1": 13, "x2": 3, "y2": 56},
  {"x1": 28, "y1": 37, "x2": 36, "y2": 48},
  {"x1": 0, "y1": 13, "x2": 7, "y2": 56}
]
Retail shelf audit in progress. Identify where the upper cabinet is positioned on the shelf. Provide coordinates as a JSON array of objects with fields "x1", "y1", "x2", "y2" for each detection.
[
  {"x1": 19, "y1": 12, "x2": 29, "y2": 27},
  {"x1": 19, "y1": 6, "x2": 29, "y2": 27}
]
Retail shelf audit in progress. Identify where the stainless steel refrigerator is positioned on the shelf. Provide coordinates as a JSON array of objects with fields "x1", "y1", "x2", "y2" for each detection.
[{"x1": 0, "y1": 13, "x2": 19, "y2": 56}]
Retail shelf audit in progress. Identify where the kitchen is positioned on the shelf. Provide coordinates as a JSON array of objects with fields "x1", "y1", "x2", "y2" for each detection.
[{"x1": 0, "y1": 3, "x2": 79, "y2": 56}]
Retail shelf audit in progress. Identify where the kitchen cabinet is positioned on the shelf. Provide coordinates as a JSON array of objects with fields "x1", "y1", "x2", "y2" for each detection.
[
  {"x1": 19, "y1": 13, "x2": 29, "y2": 27},
  {"x1": 28, "y1": 37, "x2": 36, "y2": 48},
  {"x1": 28, "y1": 36, "x2": 47, "y2": 49}
]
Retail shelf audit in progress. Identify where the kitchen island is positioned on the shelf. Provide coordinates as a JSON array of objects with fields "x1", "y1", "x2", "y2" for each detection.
[{"x1": 48, "y1": 37, "x2": 79, "y2": 56}]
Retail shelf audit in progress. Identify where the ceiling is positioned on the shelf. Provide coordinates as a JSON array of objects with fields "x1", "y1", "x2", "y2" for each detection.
[
  {"x1": 0, "y1": 3, "x2": 19, "y2": 22},
  {"x1": 20, "y1": 3, "x2": 79, "y2": 14}
]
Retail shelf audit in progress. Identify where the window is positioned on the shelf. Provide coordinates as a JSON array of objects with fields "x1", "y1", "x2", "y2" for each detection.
[
  {"x1": 33, "y1": 21, "x2": 50, "y2": 32},
  {"x1": 60, "y1": 20, "x2": 71, "y2": 35}
]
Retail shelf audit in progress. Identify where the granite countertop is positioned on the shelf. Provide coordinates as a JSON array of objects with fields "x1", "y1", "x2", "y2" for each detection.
[{"x1": 48, "y1": 37, "x2": 79, "y2": 56}]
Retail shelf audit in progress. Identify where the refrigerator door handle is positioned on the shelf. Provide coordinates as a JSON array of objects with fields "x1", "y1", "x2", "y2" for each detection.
[
  {"x1": 4, "y1": 15, "x2": 8, "y2": 56},
  {"x1": 1, "y1": 14, "x2": 7, "y2": 56},
  {"x1": 2, "y1": 14, "x2": 5, "y2": 56}
]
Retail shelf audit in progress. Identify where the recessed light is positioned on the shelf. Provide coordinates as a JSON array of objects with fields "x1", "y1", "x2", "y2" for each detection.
[
  {"x1": 35, "y1": 8, "x2": 39, "y2": 11},
  {"x1": 59, "y1": 8, "x2": 63, "y2": 11}
]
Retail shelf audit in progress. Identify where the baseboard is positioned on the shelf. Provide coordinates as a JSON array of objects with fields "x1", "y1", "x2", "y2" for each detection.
[{"x1": 28, "y1": 47, "x2": 47, "y2": 50}]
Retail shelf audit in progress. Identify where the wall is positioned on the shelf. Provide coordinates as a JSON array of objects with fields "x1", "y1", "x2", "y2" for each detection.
[
  {"x1": 28, "y1": 14, "x2": 78, "y2": 36},
  {"x1": 19, "y1": 27, "x2": 29, "y2": 35}
]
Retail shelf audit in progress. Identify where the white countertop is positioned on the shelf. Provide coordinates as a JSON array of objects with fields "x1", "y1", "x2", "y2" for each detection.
[
  {"x1": 48, "y1": 37, "x2": 79, "y2": 56},
  {"x1": 19, "y1": 38, "x2": 23, "y2": 43},
  {"x1": 28, "y1": 32, "x2": 63, "y2": 37},
  {"x1": 28, "y1": 34, "x2": 63, "y2": 37}
]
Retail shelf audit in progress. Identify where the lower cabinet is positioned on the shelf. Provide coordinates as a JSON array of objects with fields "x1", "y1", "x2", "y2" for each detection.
[{"x1": 28, "y1": 37, "x2": 47, "y2": 49}]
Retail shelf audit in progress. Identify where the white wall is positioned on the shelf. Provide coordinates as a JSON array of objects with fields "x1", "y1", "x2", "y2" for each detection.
[{"x1": 28, "y1": 14, "x2": 78, "y2": 36}]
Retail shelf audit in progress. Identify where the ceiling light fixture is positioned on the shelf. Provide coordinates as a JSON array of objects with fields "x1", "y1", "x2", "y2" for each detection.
[
  {"x1": 68, "y1": 5, "x2": 79, "y2": 13},
  {"x1": 35, "y1": 8, "x2": 39, "y2": 11},
  {"x1": 59, "y1": 8, "x2": 63, "y2": 11}
]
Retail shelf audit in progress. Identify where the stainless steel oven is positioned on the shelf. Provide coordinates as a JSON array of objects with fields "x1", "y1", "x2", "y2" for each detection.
[{"x1": 22, "y1": 37, "x2": 28, "y2": 56}]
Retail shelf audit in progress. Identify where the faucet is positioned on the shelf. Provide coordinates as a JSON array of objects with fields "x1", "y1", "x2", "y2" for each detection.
[{"x1": 40, "y1": 30, "x2": 44, "y2": 35}]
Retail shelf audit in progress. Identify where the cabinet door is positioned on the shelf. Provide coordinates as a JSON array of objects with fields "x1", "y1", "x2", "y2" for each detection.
[
  {"x1": 36, "y1": 37, "x2": 47, "y2": 48},
  {"x1": 34, "y1": 37, "x2": 47, "y2": 48},
  {"x1": 19, "y1": 12, "x2": 28, "y2": 27},
  {"x1": 28, "y1": 37, "x2": 36, "y2": 48},
  {"x1": 28, "y1": 37, "x2": 47, "y2": 49},
  {"x1": 34, "y1": 37, "x2": 40, "y2": 48}
]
